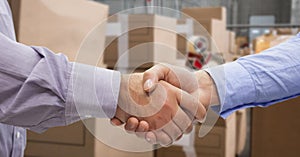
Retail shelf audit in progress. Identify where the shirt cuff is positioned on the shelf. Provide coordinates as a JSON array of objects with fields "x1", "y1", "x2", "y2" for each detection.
[
  {"x1": 95, "y1": 67, "x2": 121, "y2": 118},
  {"x1": 65, "y1": 63, "x2": 121, "y2": 125},
  {"x1": 205, "y1": 62, "x2": 257, "y2": 118}
]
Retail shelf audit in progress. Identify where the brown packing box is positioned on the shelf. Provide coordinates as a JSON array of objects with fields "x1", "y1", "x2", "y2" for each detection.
[
  {"x1": 270, "y1": 35, "x2": 293, "y2": 47},
  {"x1": 157, "y1": 113, "x2": 236, "y2": 157},
  {"x1": 176, "y1": 35, "x2": 187, "y2": 59},
  {"x1": 8, "y1": 0, "x2": 21, "y2": 37},
  {"x1": 235, "y1": 109, "x2": 247, "y2": 156},
  {"x1": 253, "y1": 34, "x2": 292, "y2": 54},
  {"x1": 222, "y1": 31, "x2": 238, "y2": 62},
  {"x1": 176, "y1": 19, "x2": 189, "y2": 58},
  {"x1": 26, "y1": 119, "x2": 153, "y2": 157},
  {"x1": 251, "y1": 97, "x2": 300, "y2": 157},
  {"x1": 252, "y1": 34, "x2": 276, "y2": 53},
  {"x1": 276, "y1": 28, "x2": 300, "y2": 35},
  {"x1": 235, "y1": 36, "x2": 248, "y2": 48},
  {"x1": 179, "y1": 7, "x2": 228, "y2": 54},
  {"x1": 181, "y1": 7, "x2": 227, "y2": 24},
  {"x1": 104, "y1": 14, "x2": 177, "y2": 69},
  {"x1": 196, "y1": 19, "x2": 228, "y2": 54},
  {"x1": 17, "y1": 1, "x2": 152, "y2": 157},
  {"x1": 176, "y1": 18, "x2": 228, "y2": 56},
  {"x1": 18, "y1": 0, "x2": 108, "y2": 66}
]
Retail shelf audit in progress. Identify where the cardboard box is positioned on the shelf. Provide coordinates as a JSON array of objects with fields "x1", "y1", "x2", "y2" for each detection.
[
  {"x1": 18, "y1": 0, "x2": 108, "y2": 65},
  {"x1": 181, "y1": 7, "x2": 227, "y2": 24},
  {"x1": 270, "y1": 35, "x2": 293, "y2": 47},
  {"x1": 253, "y1": 34, "x2": 292, "y2": 54},
  {"x1": 235, "y1": 36, "x2": 248, "y2": 48},
  {"x1": 104, "y1": 14, "x2": 177, "y2": 69},
  {"x1": 179, "y1": 7, "x2": 228, "y2": 54},
  {"x1": 252, "y1": 34, "x2": 276, "y2": 53},
  {"x1": 177, "y1": 18, "x2": 228, "y2": 53},
  {"x1": 176, "y1": 33, "x2": 187, "y2": 58},
  {"x1": 276, "y1": 28, "x2": 299, "y2": 35},
  {"x1": 235, "y1": 109, "x2": 247, "y2": 156},
  {"x1": 8, "y1": 0, "x2": 21, "y2": 38},
  {"x1": 222, "y1": 31, "x2": 238, "y2": 62},
  {"x1": 176, "y1": 18, "x2": 190, "y2": 59},
  {"x1": 26, "y1": 119, "x2": 153, "y2": 157},
  {"x1": 251, "y1": 97, "x2": 300, "y2": 157},
  {"x1": 157, "y1": 113, "x2": 236, "y2": 157}
]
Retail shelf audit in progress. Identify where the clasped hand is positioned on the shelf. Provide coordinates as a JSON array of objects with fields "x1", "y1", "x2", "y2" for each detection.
[{"x1": 111, "y1": 64, "x2": 218, "y2": 146}]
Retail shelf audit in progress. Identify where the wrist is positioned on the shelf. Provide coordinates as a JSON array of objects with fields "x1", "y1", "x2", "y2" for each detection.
[
  {"x1": 194, "y1": 70, "x2": 220, "y2": 108},
  {"x1": 115, "y1": 73, "x2": 146, "y2": 122},
  {"x1": 115, "y1": 75, "x2": 129, "y2": 122}
]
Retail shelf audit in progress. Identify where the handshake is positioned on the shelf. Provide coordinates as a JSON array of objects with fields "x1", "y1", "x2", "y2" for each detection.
[{"x1": 110, "y1": 64, "x2": 219, "y2": 147}]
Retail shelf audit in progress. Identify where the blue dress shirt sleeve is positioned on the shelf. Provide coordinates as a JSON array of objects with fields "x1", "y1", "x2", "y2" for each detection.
[
  {"x1": 0, "y1": 32, "x2": 121, "y2": 133},
  {"x1": 206, "y1": 34, "x2": 300, "y2": 118}
]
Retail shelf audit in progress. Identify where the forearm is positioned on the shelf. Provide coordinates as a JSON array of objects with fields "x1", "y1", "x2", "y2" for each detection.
[
  {"x1": 206, "y1": 35, "x2": 300, "y2": 118},
  {"x1": 0, "y1": 33, "x2": 120, "y2": 132}
]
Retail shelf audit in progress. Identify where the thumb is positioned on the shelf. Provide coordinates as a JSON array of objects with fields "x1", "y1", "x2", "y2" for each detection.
[{"x1": 143, "y1": 64, "x2": 171, "y2": 92}]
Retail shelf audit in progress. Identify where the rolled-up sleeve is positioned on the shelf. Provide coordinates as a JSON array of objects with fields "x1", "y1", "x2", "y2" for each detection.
[
  {"x1": 0, "y1": 33, "x2": 120, "y2": 133},
  {"x1": 207, "y1": 34, "x2": 300, "y2": 118}
]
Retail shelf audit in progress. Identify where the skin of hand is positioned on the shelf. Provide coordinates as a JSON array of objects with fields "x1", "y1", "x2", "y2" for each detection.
[
  {"x1": 111, "y1": 64, "x2": 219, "y2": 144},
  {"x1": 112, "y1": 73, "x2": 202, "y2": 146}
]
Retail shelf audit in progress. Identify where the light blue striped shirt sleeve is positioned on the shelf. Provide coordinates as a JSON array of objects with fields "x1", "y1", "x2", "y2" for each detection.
[{"x1": 207, "y1": 34, "x2": 300, "y2": 118}]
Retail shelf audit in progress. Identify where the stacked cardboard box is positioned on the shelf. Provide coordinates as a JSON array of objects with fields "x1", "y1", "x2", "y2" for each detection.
[
  {"x1": 253, "y1": 32, "x2": 293, "y2": 53},
  {"x1": 104, "y1": 14, "x2": 178, "y2": 69},
  {"x1": 236, "y1": 109, "x2": 247, "y2": 156},
  {"x1": 181, "y1": 7, "x2": 228, "y2": 53},
  {"x1": 276, "y1": 28, "x2": 300, "y2": 35},
  {"x1": 176, "y1": 19, "x2": 189, "y2": 59},
  {"x1": 180, "y1": 7, "x2": 235, "y2": 62},
  {"x1": 252, "y1": 33, "x2": 276, "y2": 53},
  {"x1": 252, "y1": 97, "x2": 300, "y2": 157},
  {"x1": 181, "y1": 7, "x2": 227, "y2": 24},
  {"x1": 235, "y1": 36, "x2": 248, "y2": 48}
]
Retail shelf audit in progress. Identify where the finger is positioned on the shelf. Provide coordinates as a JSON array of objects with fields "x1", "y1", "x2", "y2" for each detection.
[
  {"x1": 184, "y1": 125, "x2": 193, "y2": 134},
  {"x1": 161, "y1": 120, "x2": 182, "y2": 142},
  {"x1": 110, "y1": 118, "x2": 124, "y2": 126},
  {"x1": 155, "y1": 130, "x2": 173, "y2": 147},
  {"x1": 143, "y1": 64, "x2": 172, "y2": 92},
  {"x1": 124, "y1": 117, "x2": 139, "y2": 132},
  {"x1": 174, "y1": 87, "x2": 207, "y2": 122},
  {"x1": 172, "y1": 107, "x2": 193, "y2": 132},
  {"x1": 135, "y1": 121, "x2": 149, "y2": 139},
  {"x1": 145, "y1": 131, "x2": 157, "y2": 144},
  {"x1": 176, "y1": 134, "x2": 183, "y2": 141}
]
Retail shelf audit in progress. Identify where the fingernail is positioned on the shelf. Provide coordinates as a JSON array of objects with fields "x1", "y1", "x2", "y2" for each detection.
[
  {"x1": 144, "y1": 79, "x2": 153, "y2": 90},
  {"x1": 129, "y1": 125, "x2": 135, "y2": 130}
]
